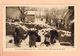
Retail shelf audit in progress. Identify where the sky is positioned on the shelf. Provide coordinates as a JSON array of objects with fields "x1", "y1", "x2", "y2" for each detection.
[
  {"x1": 6, "y1": 7, "x2": 20, "y2": 18},
  {"x1": 6, "y1": 5, "x2": 68, "y2": 18}
]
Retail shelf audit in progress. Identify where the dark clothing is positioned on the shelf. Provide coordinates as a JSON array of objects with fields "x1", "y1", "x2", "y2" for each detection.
[
  {"x1": 50, "y1": 30, "x2": 58, "y2": 44},
  {"x1": 13, "y1": 26, "x2": 27, "y2": 46},
  {"x1": 14, "y1": 27, "x2": 22, "y2": 46},
  {"x1": 36, "y1": 35, "x2": 41, "y2": 42},
  {"x1": 44, "y1": 33, "x2": 50, "y2": 47},
  {"x1": 28, "y1": 30, "x2": 39, "y2": 47}
]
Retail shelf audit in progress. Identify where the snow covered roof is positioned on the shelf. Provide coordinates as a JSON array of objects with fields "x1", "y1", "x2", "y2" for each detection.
[{"x1": 27, "y1": 11, "x2": 35, "y2": 15}]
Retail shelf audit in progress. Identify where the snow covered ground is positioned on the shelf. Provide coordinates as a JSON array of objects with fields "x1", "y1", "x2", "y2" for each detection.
[
  {"x1": 6, "y1": 35, "x2": 74, "y2": 50},
  {"x1": 6, "y1": 22, "x2": 73, "y2": 50}
]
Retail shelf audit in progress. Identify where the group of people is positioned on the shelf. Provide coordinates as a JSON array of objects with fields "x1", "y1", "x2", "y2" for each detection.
[{"x1": 13, "y1": 25, "x2": 59, "y2": 47}]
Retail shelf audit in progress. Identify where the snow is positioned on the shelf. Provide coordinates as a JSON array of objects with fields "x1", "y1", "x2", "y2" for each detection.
[
  {"x1": 6, "y1": 35, "x2": 74, "y2": 50},
  {"x1": 6, "y1": 22, "x2": 73, "y2": 50}
]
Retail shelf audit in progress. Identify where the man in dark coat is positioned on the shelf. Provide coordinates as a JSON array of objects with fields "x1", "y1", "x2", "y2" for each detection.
[
  {"x1": 28, "y1": 30, "x2": 39, "y2": 47},
  {"x1": 50, "y1": 29, "x2": 58, "y2": 44},
  {"x1": 14, "y1": 26, "x2": 21, "y2": 47}
]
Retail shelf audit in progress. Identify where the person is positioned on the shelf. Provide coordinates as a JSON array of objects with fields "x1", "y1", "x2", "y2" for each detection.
[
  {"x1": 28, "y1": 29, "x2": 39, "y2": 47},
  {"x1": 50, "y1": 29, "x2": 58, "y2": 44},
  {"x1": 44, "y1": 32, "x2": 50, "y2": 47},
  {"x1": 13, "y1": 25, "x2": 22, "y2": 47}
]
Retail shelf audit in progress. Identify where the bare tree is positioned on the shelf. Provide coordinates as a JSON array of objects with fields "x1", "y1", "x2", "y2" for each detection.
[{"x1": 18, "y1": 7, "x2": 28, "y2": 22}]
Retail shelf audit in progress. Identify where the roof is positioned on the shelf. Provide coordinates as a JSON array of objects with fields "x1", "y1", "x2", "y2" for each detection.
[{"x1": 27, "y1": 11, "x2": 35, "y2": 15}]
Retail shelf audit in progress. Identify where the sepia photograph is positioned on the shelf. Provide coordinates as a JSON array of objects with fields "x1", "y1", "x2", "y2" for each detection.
[{"x1": 5, "y1": 5, "x2": 74, "y2": 50}]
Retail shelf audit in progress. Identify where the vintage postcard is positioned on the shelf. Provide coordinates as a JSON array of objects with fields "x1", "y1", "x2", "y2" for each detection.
[
  {"x1": 5, "y1": 5, "x2": 74, "y2": 50},
  {"x1": 0, "y1": 0, "x2": 80, "y2": 56}
]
